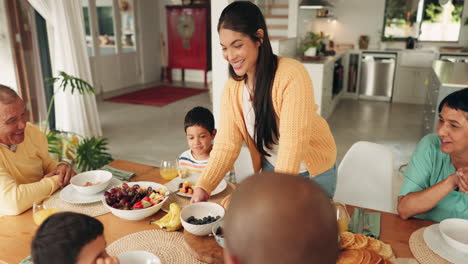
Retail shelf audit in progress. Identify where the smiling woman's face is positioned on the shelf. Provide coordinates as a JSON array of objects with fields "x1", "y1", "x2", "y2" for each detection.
[
  {"x1": 219, "y1": 28, "x2": 260, "y2": 79},
  {"x1": 436, "y1": 105, "x2": 468, "y2": 156}
]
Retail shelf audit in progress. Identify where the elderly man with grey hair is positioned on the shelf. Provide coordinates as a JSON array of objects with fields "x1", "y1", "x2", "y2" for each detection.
[{"x1": 0, "y1": 85, "x2": 75, "y2": 215}]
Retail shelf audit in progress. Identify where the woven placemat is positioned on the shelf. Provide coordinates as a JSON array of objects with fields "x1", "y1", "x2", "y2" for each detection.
[
  {"x1": 43, "y1": 190, "x2": 110, "y2": 217},
  {"x1": 106, "y1": 230, "x2": 203, "y2": 264},
  {"x1": 162, "y1": 182, "x2": 235, "y2": 212},
  {"x1": 409, "y1": 227, "x2": 451, "y2": 264}
]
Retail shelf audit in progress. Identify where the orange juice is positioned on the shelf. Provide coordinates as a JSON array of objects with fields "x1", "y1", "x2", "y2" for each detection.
[
  {"x1": 33, "y1": 208, "x2": 60, "y2": 225},
  {"x1": 160, "y1": 168, "x2": 178, "y2": 180},
  {"x1": 338, "y1": 218, "x2": 349, "y2": 233}
]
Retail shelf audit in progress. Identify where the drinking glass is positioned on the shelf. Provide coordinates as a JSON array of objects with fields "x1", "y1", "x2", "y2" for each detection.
[
  {"x1": 32, "y1": 197, "x2": 60, "y2": 226},
  {"x1": 334, "y1": 200, "x2": 351, "y2": 233},
  {"x1": 160, "y1": 159, "x2": 178, "y2": 180}
]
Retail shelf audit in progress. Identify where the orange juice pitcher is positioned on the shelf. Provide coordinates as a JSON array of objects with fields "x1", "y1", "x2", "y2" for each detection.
[{"x1": 334, "y1": 201, "x2": 350, "y2": 233}]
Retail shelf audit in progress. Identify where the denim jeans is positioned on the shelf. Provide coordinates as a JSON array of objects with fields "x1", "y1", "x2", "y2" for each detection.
[{"x1": 261, "y1": 157, "x2": 337, "y2": 198}]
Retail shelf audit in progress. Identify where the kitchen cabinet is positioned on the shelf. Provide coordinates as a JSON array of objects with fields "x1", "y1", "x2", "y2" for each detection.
[
  {"x1": 166, "y1": 5, "x2": 211, "y2": 87},
  {"x1": 422, "y1": 61, "x2": 468, "y2": 135},
  {"x1": 301, "y1": 52, "x2": 347, "y2": 119},
  {"x1": 393, "y1": 66, "x2": 430, "y2": 104},
  {"x1": 393, "y1": 50, "x2": 436, "y2": 104}
]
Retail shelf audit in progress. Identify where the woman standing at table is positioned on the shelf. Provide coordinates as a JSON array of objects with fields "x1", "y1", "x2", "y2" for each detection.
[
  {"x1": 191, "y1": 1, "x2": 337, "y2": 202},
  {"x1": 398, "y1": 88, "x2": 468, "y2": 222}
]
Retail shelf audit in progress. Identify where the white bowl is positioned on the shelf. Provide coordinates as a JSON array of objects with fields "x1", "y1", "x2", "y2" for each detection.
[
  {"x1": 439, "y1": 218, "x2": 468, "y2": 254},
  {"x1": 71, "y1": 170, "x2": 112, "y2": 195},
  {"x1": 118, "y1": 250, "x2": 161, "y2": 264},
  {"x1": 180, "y1": 202, "x2": 225, "y2": 236},
  {"x1": 102, "y1": 181, "x2": 168, "y2": 221},
  {"x1": 212, "y1": 220, "x2": 225, "y2": 248}
]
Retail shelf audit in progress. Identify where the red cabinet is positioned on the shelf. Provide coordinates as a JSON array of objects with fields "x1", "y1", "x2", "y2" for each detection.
[{"x1": 166, "y1": 5, "x2": 211, "y2": 87}]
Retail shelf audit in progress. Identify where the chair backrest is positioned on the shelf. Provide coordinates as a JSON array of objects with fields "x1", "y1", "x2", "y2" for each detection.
[{"x1": 334, "y1": 141, "x2": 395, "y2": 213}]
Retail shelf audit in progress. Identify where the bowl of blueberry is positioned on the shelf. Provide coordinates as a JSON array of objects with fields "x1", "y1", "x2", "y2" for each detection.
[{"x1": 180, "y1": 202, "x2": 225, "y2": 236}]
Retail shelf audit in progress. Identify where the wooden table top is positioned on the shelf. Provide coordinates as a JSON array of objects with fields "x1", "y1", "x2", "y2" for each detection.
[{"x1": 0, "y1": 160, "x2": 434, "y2": 263}]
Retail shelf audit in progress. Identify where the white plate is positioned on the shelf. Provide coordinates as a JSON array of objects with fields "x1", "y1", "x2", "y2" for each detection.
[
  {"x1": 165, "y1": 175, "x2": 227, "y2": 197},
  {"x1": 60, "y1": 178, "x2": 121, "y2": 204},
  {"x1": 118, "y1": 250, "x2": 161, "y2": 264},
  {"x1": 423, "y1": 224, "x2": 468, "y2": 264}
]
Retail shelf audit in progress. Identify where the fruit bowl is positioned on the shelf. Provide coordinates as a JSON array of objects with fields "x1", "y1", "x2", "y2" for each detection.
[
  {"x1": 180, "y1": 202, "x2": 225, "y2": 236},
  {"x1": 102, "y1": 181, "x2": 168, "y2": 221},
  {"x1": 439, "y1": 218, "x2": 468, "y2": 254},
  {"x1": 70, "y1": 170, "x2": 112, "y2": 195}
]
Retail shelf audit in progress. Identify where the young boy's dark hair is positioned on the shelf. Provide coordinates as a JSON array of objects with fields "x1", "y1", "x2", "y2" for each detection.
[
  {"x1": 184, "y1": 106, "x2": 215, "y2": 134},
  {"x1": 31, "y1": 212, "x2": 104, "y2": 264}
]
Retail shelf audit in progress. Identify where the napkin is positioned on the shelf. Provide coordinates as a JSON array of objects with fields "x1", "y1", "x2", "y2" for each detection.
[
  {"x1": 101, "y1": 165, "x2": 135, "y2": 181},
  {"x1": 349, "y1": 208, "x2": 381, "y2": 238}
]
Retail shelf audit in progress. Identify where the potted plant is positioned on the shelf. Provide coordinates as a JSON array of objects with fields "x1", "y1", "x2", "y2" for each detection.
[
  {"x1": 45, "y1": 72, "x2": 113, "y2": 172},
  {"x1": 301, "y1": 32, "x2": 324, "y2": 57},
  {"x1": 358, "y1": 35, "x2": 370, "y2": 50}
]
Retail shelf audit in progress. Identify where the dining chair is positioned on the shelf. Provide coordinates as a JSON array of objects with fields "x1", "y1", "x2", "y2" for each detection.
[{"x1": 333, "y1": 141, "x2": 395, "y2": 213}]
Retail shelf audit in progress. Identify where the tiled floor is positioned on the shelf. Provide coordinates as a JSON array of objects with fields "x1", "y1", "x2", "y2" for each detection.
[{"x1": 98, "y1": 89, "x2": 425, "y2": 207}]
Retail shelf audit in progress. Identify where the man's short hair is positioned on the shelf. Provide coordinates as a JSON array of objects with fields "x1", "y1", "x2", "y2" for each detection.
[
  {"x1": 31, "y1": 212, "x2": 104, "y2": 264},
  {"x1": 224, "y1": 172, "x2": 339, "y2": 264},
  {"x1": 184, "y1": 106, "x2": 215, "y2": 134},
  {"x1": 0, "y1": 84, "x2": 19, "y2": 104}
]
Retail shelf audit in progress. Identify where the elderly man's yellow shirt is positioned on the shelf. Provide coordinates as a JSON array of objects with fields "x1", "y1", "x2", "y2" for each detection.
[{"x1": 0, "y1": 123, "x2": 60, "y2": 215}]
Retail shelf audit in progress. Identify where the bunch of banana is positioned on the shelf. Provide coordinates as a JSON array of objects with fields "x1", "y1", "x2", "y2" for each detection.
[{"x1": 152, "y1": 203, "x2": 182, "y2": 231}]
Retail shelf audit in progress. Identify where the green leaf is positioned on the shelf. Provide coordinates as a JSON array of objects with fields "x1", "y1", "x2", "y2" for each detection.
[{"x1": 75, "y1": 137, "x2": 113, "y2": 172}]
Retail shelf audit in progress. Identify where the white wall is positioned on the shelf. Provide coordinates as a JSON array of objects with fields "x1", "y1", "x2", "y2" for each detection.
[
  {"x1": 138, "y1": 0, "x2": 161, "y2": 84},
  {"x1": 210, "y1": 0, "x2": 230, "y2": 123},
  {"x1": 0, "y1": 0, "x2": 18, "y2": 91},
  {"x1": 299, "y1": 0, "x2": 468, "y2": 50}
]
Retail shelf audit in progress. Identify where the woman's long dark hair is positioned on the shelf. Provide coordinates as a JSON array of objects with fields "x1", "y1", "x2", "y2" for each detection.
[{"x1": 218, "y1": 1, "x2": 279, "y2": 156}]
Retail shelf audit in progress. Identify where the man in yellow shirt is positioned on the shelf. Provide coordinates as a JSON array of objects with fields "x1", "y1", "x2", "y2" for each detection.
[{"x1": 0, "y1": 85, "x2": 75, "y2": 215}]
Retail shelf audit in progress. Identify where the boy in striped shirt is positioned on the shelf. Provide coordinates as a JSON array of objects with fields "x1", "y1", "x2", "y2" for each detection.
[{"x1": 179, "y1": 107, "x2": 236, "y2": 183}]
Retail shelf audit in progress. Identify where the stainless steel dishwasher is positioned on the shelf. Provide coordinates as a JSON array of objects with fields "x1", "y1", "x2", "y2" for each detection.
[{"x1": 359, "y1": 52, "x2": 397, "y2": 101}]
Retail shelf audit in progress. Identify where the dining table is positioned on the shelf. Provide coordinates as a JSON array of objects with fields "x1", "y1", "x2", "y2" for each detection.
[{"x1": 0, "y1": 160, "x2": 435, "y2": 264}]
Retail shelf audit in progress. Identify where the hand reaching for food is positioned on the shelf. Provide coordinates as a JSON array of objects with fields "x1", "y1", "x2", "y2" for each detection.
[{"x1": 190, "y1": 187, "x2": 209, "y2": 203}]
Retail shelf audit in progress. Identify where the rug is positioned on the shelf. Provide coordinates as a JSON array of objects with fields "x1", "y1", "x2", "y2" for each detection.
[{"x1": 105, "y1": 85, "x2": 206, "y2": 107}]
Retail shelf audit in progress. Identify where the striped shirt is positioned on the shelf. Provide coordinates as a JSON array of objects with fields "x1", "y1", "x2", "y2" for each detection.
[{"x1": 179, "y1": 150, "x2": 236, "y2": 183}]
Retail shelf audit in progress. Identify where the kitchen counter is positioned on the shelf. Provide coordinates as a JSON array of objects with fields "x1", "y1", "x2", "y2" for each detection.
[
  {"x1": 432, "y1": 60, "x2": 468, "y2": 87},
  {"x1": 296, "y1": 50, "x2": 348, "y2": 65}
]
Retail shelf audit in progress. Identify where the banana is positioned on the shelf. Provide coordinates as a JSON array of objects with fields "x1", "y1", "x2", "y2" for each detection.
[{"x1": 153, "y1": 203, "x2": 182, "y2": 232}]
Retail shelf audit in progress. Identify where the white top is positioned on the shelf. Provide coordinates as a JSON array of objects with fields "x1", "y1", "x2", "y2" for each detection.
[
  {"x1": 242, "y1": 84, "x2": 308, "y2": 173},
  {"x1": 179, "y1": 150, "x2": 236, "y2": 182}
]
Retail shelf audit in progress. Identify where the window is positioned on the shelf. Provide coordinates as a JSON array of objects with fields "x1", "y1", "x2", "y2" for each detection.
[
  {"x1": 82, "y1": 0, "x2": 94, "y2": 56},
  {"x1": 119, "y1": 0, "x2": 136, "y2": 52},
  {"x1": 382, "y1": 0, "x2": 464, "y2": 42},
  {"x1": 96, "y1": 0, "x2": 116, "y2": 55}
]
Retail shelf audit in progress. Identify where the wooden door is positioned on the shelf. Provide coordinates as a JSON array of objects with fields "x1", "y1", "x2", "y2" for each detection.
[{"x1": 4, "y1": 0, "x2": 42, "y2": 122}]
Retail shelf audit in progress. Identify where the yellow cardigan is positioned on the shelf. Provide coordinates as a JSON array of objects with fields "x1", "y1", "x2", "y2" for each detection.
[
  {"x1": 0, "y1": 123, "x2": 60, "y2": 215},
  {"x1": 197, "y1": 57, "x2": 337, "y2": 194}
]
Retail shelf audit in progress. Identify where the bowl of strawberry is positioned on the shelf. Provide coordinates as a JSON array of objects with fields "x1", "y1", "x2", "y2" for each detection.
[{"x1": 102, "y1": 181, "x2": 169, "y2": 220}]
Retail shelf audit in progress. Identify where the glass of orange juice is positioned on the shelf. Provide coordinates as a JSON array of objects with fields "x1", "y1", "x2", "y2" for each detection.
[
  {"x1": 33, "y1": 197, "x2": 60, "y2": 226},
  {"x1": 334, "y1": 201, "x2": 350, "y2": 233},
  {"x1": 160, "y1": 159, "x2": 178, "y2": 180}
]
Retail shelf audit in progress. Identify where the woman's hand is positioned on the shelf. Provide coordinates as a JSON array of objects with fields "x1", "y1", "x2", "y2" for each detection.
[
  {"x1": 456, "y1": 167, "x2": 468, "y2": 193},
  {"x1": 191, "y1": 187, "x2": 209, "y2": 203}
]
